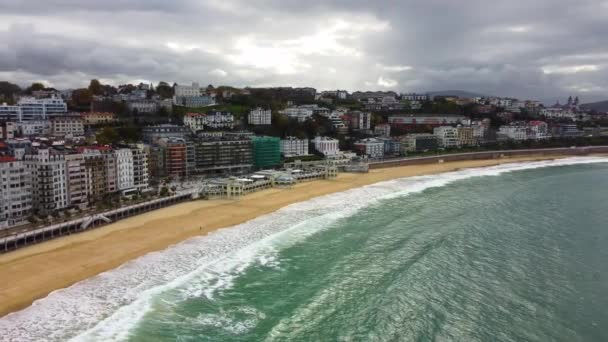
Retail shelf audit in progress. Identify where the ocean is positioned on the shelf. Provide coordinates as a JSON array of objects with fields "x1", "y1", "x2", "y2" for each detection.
[{"x1": 1, "y1": 157, "x2": 608, "y2": 342}]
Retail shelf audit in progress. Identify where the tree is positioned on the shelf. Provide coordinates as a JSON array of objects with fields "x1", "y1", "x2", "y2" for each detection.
[
  {"x1": 156, "y1": 81, "x2": 173, "y2": 99},
  {"x1": 88, "y1": 79, "x2": 103, "y2": 95},
  {"x1": 0, "y1": 81, "x2": 21, "y2": 101},
  {"x1": 71, "y1": 88, "x2": 93, "y2": 108},
  {"x1": 25, "y1": 82, "x2": 45, "y2": 94},
  {"x1": 159, "y1": 186, "x2": 170, "y2": 197},
  {"x1": 96, "y1": 126, "x2": 120, "y2": 144}
]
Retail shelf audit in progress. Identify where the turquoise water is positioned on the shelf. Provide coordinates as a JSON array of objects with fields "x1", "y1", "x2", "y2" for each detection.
[
  {"x1": 131, "y1": 163, "x2": 608, "y2": 341},
  {"x1": 1, "y1": 159, "x2": 607, "y2": 342}
]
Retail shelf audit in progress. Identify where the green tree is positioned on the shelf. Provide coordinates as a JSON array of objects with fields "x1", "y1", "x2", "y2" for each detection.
[
  {"x1": 88, "y1": 79, "x2": 103, "y2": 95},
  {"x1": 156, "y1": 81, "x2": 174, "y2": 99},
  {"x1": 71, "y1": 88, "x2": 93, "y2": 108},
  {"x1": 26, "y1": 82, "x2": 45, "y2": 94},
  {"x1": 0, "y1": 81, "x2": 21, "y2": 101},
  {"x1": 96, "y1": 126, "x2": 119, "y2": 144}
]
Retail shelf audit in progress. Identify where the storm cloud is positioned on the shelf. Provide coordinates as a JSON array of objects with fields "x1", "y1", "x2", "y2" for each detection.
[{"x1": 1, "y1": 0, "x2": 607, "y2": 101}]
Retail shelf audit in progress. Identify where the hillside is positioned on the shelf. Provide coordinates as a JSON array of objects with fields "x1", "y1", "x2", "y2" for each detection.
[
  {"x1": 580, "y1": 100, "x2": 608, "y2": 112},
  {"x1": 427, "y1": 90, "x2": 488, "y2": 99}
]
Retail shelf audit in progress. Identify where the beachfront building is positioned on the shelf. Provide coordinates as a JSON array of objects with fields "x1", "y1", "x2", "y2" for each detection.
[
  {"x1": 115, "y1": 148, "x2": 135, "y2": 191},
  {"x1": 457, "y1": 126, "x2": 476, "y2": 147},
  {"x1": 434, "y1": 126, "x2": 459, "y2": 148},
  {"x1": 51, "y1": 116, "x2": 85, "y2": 137},
  {"x1": 402, "y1": 134, "x2": 439, "y2": 152},
  {"x1": 0, "y1": 95, "x2": 67, "y2": 121},
  {"x1": 24, "y1": 148, "x2": 68, "y2": 213},
  {"x1": 313, "y1": 136, "x2": 340, "y2": 156},
  {"x1": 280, "y1": 137, "x2": 309, "y2": 157},
  {"x1": 374, "y1": 123, "x2": 391, "y2": 137},
  {"x1": 193, "y1": 137, "x2": 253, "y2": 175},
  {"x1": 354, "y1": 138, "x2": 385, "y2": 158},
  {"x1": 64, "y1": 153, "x2": 88, "y2": 208},
  {"x1": 131, "y1": 145, "x2": 149, "y2": 191},
  {"x1": 529, "y1": 121, "x2": 549, "y2": 140},
  {"x1": 0, "y1": 156, "x2": 33, "y2": 228},
  {"x1": 206, "y1": 111, "x2": 235, "y2": 129},
  {"x1": 253, "y1": 136, "x2": 281, "y2": 169},
  {"x1": 158, "y1": 138, "x2": 189, "y2": 179},
  {"x1": 248, "y1": 108, "x2": 272, "y2": 125},
  {"x1": 498, "y1": 125, "x2": 528, "y2": 141}
]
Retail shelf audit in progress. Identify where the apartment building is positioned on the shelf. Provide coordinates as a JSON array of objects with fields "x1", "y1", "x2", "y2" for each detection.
[
  {"x1": 0, "y1": 95, "x2": 67, "y2": 121},
  {"x1": 81, "y1": 112, "x2": 117, "y2": 125},
  {"x1": 347, "y1": 111, "x2": 372, "y2": 130},
  {"x1": 142, "y1": 124, "x2": 189, "y2": 143},
  {"x1": 24, "y1": 149, "x2": 68, "y2": 213},
  {"x1": 280, "y1": 137, "x2": 309, "y2": 157},
  {"x1": 193, "y1": 137, "x2": 253, "y2": 175},
  {"x1": 115, "y1": 148, "x2": 135, "y2": 190},
  {"x1": 354, "y1": 138, "x2": 385, "y2": 158},
  {"x1": 280, "y1": 107, "x2": 313, "y2": 122},
  {"x1": 402, "y1": 134, "x2": 439, "y2": 152},
  {"x1": 433, "y1": 126, "x2": 460, "y2": 148},
  {"x1": 457, "y1": 126, "x2": 476, "y2": 147},
  {"x1": 374, "y1": 123, "x2": 391, "y2": 137},
  {"x1": 159, "y1": 138, "x2": 189, "y2": 179},
  {"x1": 64, "y1": 153, "x2": 88, "y2": 208},
  {"x1": 248, "y1": 108, "x2": 272, "y2": 125},
  {"x1": 131, "y1": 145, "x2": 149, "y2": 191},
  {"x1": 0, "y1": 157, "x2": 32, "y2": 228},
  {"x1": 51, "y1": 116, "x2": 85, "y2": 137}
]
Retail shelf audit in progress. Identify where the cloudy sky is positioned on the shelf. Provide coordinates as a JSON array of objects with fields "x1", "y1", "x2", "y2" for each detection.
[{"x1": 1, "y1": 0, "x2": 607, "y2": 102}]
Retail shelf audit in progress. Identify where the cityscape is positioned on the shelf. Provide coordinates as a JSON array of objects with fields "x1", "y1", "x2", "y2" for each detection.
[
  {"x1": 1, "y1": 80, "x2": 607, "y2": 231},
  {"x1": 2, "y1": 0, "x2": 608, "y2": 340}
]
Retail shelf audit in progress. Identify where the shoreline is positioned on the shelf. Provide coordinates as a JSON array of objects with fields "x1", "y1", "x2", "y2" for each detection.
[{"x1": 0, "y1": 155, "x2": 602, "y2": 317}]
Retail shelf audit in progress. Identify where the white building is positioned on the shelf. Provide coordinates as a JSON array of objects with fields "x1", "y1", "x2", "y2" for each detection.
[
  {"x1": 280, "y1": 107, "x2": 314, "y2": 122},
  {"x1": 433, "y1": 126, "x2": 460, "y2": 148},
  {"x1": 16, "y1": 121, "x2": 51, "y2": 136},
  {"x1": 206, "y1": 111, "x2": 234, "y2": 129},
  {"x1": 354, "y1": 138, "x2": 384, "y2": 158},
  {"x1": 313, "y1": 136, "x2": 340, "y2": 156},
  {"x1": 51, "y1": 116, "x2": 84, "y2": 137},
  {"x1": 498, "y1": 125, "x2": 528, "y2": 141},
  {"x1": 374, "y1": 123, "x2": 391, "y2": 137},
  {"x1": 0, "y1": 95, "x2": 67, "y2": 121},
  {"x1": 401, "y1": 93, "x2": 429, "y2": 101},
  {"x1": 24, "y1": 149, "x2": 69, "y2": 213},
  {"x1": 115, "y1": 149, "x2": 134, "y2": 190},
  {"x1": 174, "y1": 82, "x2": 203, "y2": 97},
  {"x1": 0, "y1": 157, "x2": 33, "y2": 228},
  {"x1": 280, "y1": 137, "x2": 309, "y2": 157},
  {"x1": 529, "y1": 121, "x2": 549, "y2": 140},
  {"x1": 248, "y1": 108, "x2": 272, "y2": 125},
  {"x1": 183, "y1": 113, "x2": 206, "y2": 132},
  {"x1": 127, "y1": 100, "x2": 158, "y2": 114}
]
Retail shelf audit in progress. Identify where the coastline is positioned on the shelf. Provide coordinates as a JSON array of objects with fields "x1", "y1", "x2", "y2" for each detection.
[{"x1": 0, "y1": 155, "x2": 597, "y2": 317}]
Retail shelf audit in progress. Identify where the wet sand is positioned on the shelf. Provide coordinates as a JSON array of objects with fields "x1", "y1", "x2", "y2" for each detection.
[{"x1": 0, "y1": 155, "x2": 583, "y2": 317}]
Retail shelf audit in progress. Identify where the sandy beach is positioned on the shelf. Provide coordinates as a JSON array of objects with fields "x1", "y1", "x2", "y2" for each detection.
[{"x1": 0, "y1": 155, "x2": 586, "y2": 317}]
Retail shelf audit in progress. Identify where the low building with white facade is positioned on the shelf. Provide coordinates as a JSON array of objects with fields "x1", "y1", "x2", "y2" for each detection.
[
  {"x1": 280, "y1": 107, "x2": 314, "y2": 122},
  {"x1": 354, "y1": 138, "x2": 385, "y2": 158},
  {"x1": 433, "y1": 126, "x2": 460, "y2": 148},
  {"x1": 374, "y1": 123, "x2": 391, "y2": 137},
  {"x1": 248, "y1": 107, "x2": 272, "y2": 125},
  {"x1": 15, "y1": 121, "x2": 51, "y2": 136},
  {"x1": 280, "y1": 137, "x2": 309, "y2": 157},
  {"x1": 0, "y1": 156, "x2": 33, "y2": 228},
  {"x1": 498, "y1": 125, "x2": 528, "y2": 141},
  {"x1": 313, "y1": 136, "x2": 339, "y2": 156}
]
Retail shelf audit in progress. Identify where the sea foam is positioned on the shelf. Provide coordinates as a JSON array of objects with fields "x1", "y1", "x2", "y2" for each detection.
[{"x1": 0, "y1": 157, "x2": 607, "y2": 342}]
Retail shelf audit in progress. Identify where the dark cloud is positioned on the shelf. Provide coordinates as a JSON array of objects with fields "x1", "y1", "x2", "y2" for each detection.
[{"x1": 0, "y1": 0, "x2": 607, "y2": 102}]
